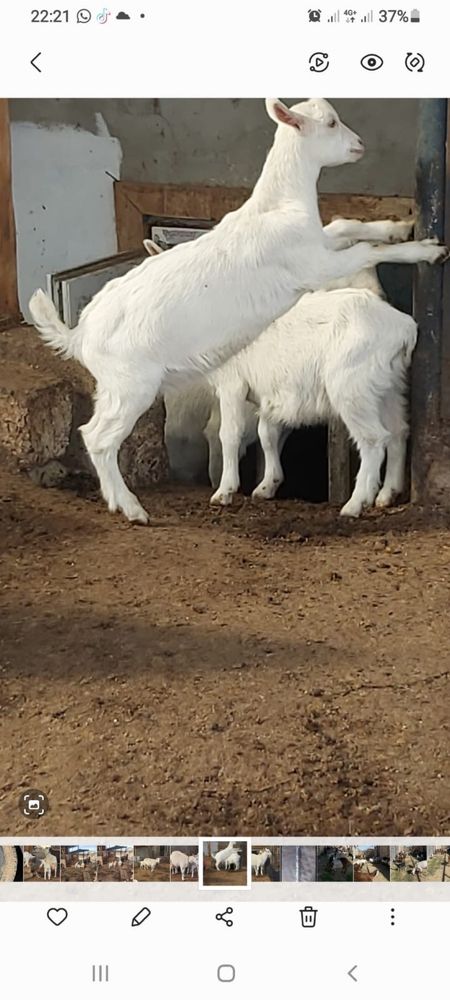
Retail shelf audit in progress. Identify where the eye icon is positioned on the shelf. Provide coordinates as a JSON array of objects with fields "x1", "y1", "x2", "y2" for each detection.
[{"x1": 361, "y1": 53, "x2": 384, "y2": 71}]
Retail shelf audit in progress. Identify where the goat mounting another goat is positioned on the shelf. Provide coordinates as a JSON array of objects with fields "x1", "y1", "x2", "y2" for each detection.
[{"x1": 29, "y1": 98, "x2": 446, "y2": 523}]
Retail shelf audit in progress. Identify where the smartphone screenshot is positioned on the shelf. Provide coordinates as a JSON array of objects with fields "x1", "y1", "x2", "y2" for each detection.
[{"x1": 0, "y1": 2, "x2": 449, "y2": 996}]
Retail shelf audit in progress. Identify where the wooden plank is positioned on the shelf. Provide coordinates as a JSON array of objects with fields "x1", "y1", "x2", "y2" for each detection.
[
  {"x1": 114, "y1": 181, "x2": 414, "y2": 249},
  {"x1": 114, "y1": 183, "x2": 150, "y2": 250},
  {"x1": 328, "y1": 418, "x2": 351, "y2": 505},
  {"x1": 0, "y1": 99, "x2": 19, "y2": 326},
  {"x1": 319, "y1": 193, "x2": 413, "y2": 224}
]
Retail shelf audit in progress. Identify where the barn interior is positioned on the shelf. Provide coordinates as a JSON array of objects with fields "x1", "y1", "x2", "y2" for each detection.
[{"x1": 1, "y1": 98, "x2": 450, "y2": 837}]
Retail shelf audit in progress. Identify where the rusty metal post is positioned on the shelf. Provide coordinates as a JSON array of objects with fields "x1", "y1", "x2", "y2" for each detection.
[{"x1": 410, "y1": 99, "x2": 447, "y2": 503}]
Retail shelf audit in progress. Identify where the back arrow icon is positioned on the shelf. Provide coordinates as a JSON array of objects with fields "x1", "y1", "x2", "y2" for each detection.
[
  {"x1": 31, "y1": 52, "x2": 42, "y2": 72},
  {"x1": 348, "y1": 965, "x2": 358, "y2": 982}
]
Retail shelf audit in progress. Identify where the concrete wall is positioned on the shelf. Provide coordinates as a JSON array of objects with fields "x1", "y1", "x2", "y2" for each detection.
[
  {"x1": 9, "y1": 99, "x2": 420, "y2": 319},
  {"x1": 10, "y1": 98, "x2": 420, "y2": 195},
  {"x1": 11, "y1": 117, "x2": 122, "y2": 319}
]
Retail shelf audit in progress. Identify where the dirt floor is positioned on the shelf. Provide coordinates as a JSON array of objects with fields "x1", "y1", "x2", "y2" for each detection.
[
  {"x1": 97, "y1": 860, "x2": 133, "y2": 881},
  {"x1": 1, "y1": 457, "x2": 450, "y2": 837},
  {"x1": 61, "y1": 864, "x2": 97, "y2": 882}
]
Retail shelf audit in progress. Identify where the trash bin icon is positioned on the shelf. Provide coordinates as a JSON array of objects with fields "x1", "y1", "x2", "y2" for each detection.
[{"x1": 299, "y1": 905, "x2": 318, "y2": 928}]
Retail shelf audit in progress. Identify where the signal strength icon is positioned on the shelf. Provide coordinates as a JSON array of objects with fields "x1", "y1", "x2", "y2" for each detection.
[
  {"x1": 328, "y1": 9, "x2": 340, "y2": 21},
  {"x1": 361, "y1": 9, "x2": 374, "y2": 21}
]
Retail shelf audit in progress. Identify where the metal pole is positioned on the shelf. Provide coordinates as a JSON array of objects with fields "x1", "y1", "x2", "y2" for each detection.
[{"x1": 411, "y1": 98, "x2": 447, "y2": 502}]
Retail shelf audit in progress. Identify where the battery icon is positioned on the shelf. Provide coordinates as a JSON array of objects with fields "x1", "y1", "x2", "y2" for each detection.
[{"x1": 410, "y1": 8, "x2": 420, "y2": 21}]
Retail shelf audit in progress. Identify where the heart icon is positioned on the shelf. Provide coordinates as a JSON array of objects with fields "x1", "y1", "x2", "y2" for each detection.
[{"x1": 47, "y1": 907, "x2": 68, "y2": 926}]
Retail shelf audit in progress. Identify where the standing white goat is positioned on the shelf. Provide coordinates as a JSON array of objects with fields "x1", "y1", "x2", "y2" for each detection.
[
  {"x1": 170, "y1": 850, "x2": 190, "y2": 880},
  {"x1": 187, "y1": 854, "x2": 199, "y2": 878},
  {"x1": 40, "y1": 852, "x2": 58, "y2": 880},
  {"x1": 251, "y1": 848, "x2": 272, "y2": 877},
  {"x1": 208, "y1": 248, "x2": 417, "y2": 517},
  {"x1": 29, "y1": 98, "x2": 446, "y2": 524}
]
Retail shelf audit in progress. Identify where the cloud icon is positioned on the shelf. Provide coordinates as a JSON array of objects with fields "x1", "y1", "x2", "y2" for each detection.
[{"x1": 116, "y1": 10, "x2": 130, "y2": 17}]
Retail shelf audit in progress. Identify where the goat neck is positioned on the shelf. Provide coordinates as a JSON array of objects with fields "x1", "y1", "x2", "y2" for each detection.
[{"x1": 250, "y1": 128, "x2": 322, "y2": 223}]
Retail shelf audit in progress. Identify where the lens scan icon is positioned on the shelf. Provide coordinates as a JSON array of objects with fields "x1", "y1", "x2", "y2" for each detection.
[
  {"x1": 19, "y1": 788, "x2": 49, "y2": 818},
  {"x1": 361, "y1": 53, "x2": 384, "y2": 71}
]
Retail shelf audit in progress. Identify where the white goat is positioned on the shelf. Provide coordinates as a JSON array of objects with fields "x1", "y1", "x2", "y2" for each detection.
[
  {"x1": 213, "y1": 842, "x2": 237, "y2": 870},
  {"x1": 224, "y1": 850, "x2": 242, "y2": 871},
  {"x1": 23, "y1": 851, "x2": 34, "y2": 872},
  {"x1": 187, "y1": 854, "x2": 199, "y2": 878},
  {"x1": 144, "y1": 240, "x2": 258, "y2": 484},
  {"x1": 208, "y1": 250, "x2": 417, "y2": 517},
  {"x1": 164, "y1": 382, "x2": 221, "y2": 483},
  {"x1": 40, "y1": 852, "x2": 58, "y2": 880},
  {"x1": 170, "y1": 850, "x2": 190, "y2": 880},
  {"x1": 28, "y1": 98, "x2": 446, "y2": 525},
  {"x1": 140, "y1": 857, "x2": 161, "y2": 871},
  {"x1": 251, "y1": 848, "x2": 272, "y2": 877}
]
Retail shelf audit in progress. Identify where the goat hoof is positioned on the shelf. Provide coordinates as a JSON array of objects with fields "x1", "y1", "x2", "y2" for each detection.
[
  {"x1": 252, "y1": 486, "x2": 276, "y2": 501},
  {"x1": 124, "y1": 503, "x2": 149, "y2": 525},
  {"x1": 375, "y1": 489, "x2": 396, "y2": 509},
  {"x1": 210, "y1": 491, "x2": 233, "y2": 507},
  {"x1": 423, "y1": 240, "x2": 449, "y2": 262},
  {"x1": 339, "y1": 502, "x2": 362, "y2": 519}
]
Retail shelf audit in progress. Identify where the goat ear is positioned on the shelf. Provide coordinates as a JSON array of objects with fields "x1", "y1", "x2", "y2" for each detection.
[
  {"x1": 143, "y1": 238, "x2": 163, "y2": 256},
  {"x1": 265, "y1": 98, "x2": 306, "y2": 131}
]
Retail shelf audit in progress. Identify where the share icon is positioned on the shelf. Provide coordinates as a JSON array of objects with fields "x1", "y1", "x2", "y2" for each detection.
[{"x1": 216, "y1": 906, "x2": 234, "y2": 927}]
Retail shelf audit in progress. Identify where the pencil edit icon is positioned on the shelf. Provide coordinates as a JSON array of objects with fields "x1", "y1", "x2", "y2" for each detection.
[{"x1": 132, "y1": 906, "x2": 151, "y2": 927}]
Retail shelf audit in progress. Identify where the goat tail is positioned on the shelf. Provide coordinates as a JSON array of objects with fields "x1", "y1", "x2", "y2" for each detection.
[{"x1": 29, "y1": 289, "x2": 80, "y2": 361}]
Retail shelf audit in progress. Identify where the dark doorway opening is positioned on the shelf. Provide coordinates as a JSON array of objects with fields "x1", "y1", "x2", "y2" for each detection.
[{"x1": 240, "y1": 425, "x2": 329, "y2": 503}]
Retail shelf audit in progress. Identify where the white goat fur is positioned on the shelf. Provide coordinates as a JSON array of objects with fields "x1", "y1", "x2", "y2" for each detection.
[
  {"x1": 213, "y1": 842, "x2": 237, "y2": 870},
  {"x1": 187, "y1": 854, "x2": 199, "y2": 877},
  {"x1": 40, "y1": 852, "x2": 58, "y2": 880},
  {"x1": 251, "y1": 848, "x2": 272, "y2": 876},
  {"x1": 224, "y1": 850, "x2": 242, "y2": 871},
  {"x1": 208, "y1": 256, "x2": 417, "y2": 517},
  {"x1": 28, "y1": 98, "x2": 446, "y2": 524},
  {"x1": 170, "y1": 850, "x2": 190, "y2": 880},
  {"x1": 164, "y1": 380, "x2": 258, "y2": 485},
  {"x1": 140, "y1": 856, "x2": 160, "y2": 870}
]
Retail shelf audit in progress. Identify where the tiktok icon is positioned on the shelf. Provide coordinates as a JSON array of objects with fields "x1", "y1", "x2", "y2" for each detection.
[{"x1": 96, "y1": 7, "x2": 111, "y2": 23}]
